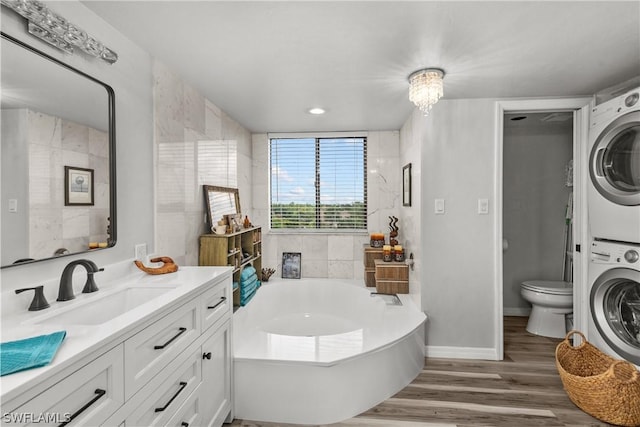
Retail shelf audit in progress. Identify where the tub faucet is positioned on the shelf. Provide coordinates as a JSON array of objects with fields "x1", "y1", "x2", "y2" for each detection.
[{"x1": 57, "y1": 259, "x2": 104, "y2": 301}]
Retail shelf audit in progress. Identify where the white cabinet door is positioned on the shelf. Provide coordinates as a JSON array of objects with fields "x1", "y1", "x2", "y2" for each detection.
[{"x1": 200, "y1": 319, "x2": 231, "y2": 427}]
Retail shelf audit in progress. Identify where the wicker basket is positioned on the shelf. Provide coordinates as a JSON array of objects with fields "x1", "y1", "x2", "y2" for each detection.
[{"x1": 555, "y1": 330, "x2": 640, "y2": 426}]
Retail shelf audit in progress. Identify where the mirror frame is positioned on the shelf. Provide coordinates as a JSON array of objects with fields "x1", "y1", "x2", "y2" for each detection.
[
  {"x1": 203, "y1": 185, "x2": 240, "y2": 232},
  {"x1": 1, "y1": 31, "x2": 117, "y2": 268}
]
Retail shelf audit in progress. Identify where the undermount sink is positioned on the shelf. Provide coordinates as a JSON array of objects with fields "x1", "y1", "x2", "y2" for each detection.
[{"x1": 28, "y1": 286, "x2": 177, "y2": 326}]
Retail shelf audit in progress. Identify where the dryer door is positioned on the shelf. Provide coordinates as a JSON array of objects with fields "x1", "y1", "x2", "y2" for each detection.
[
  {"x1": 590, "y1": 267, "x2": 640, "y2": 364},
  {"x1": 589, "y1": 110, "x2": 640, "y2": 206}
]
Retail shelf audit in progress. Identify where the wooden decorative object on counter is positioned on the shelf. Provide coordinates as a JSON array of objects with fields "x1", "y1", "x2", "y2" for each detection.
[
  {"x1": 134, "y1": 256, "x2": 178, "y2": 275},
  {"x1": 374, "y1": 259, "x2": 408, "y2": 294}
]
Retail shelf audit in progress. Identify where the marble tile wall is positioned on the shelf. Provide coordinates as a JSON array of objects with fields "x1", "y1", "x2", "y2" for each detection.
[
  {"x1": 153, "y1": 61, "x2": 252, "y2": 265},
  {"x1": 15, "y1": 109, "x2": 109, "y2": 261},
  {"x1": 252, "y1": 131, "x2": 401, "y2": 279}
]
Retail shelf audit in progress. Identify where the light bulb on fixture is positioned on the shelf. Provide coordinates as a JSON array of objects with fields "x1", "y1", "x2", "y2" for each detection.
[{"x1": 408, "y1": 68, "x2": 445, "y2": 115}]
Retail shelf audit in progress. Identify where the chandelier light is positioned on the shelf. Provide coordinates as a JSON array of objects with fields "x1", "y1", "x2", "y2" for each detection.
[
  {"x1": 1, "y1": 0, "x2": 118, "y2": 64},
  {"x1": 408, "y1": 68, "x2": 445, "y2": 115}
]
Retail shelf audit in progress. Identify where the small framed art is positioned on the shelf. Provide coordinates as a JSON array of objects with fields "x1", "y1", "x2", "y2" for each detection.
[
  {"x1": 282, "y1": 252, "x2": 301, "y2": 279},
  {"x1": 403, "y1": 163, "x2": 412, "y2": 207},
  {"x1": 65, "y1": 166, "x2": 94, "y2": 206}
]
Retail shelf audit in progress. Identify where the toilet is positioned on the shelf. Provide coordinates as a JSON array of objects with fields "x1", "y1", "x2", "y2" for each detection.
[{"x1": 520, "y1": 280, "x2": 573, "y2": 338}]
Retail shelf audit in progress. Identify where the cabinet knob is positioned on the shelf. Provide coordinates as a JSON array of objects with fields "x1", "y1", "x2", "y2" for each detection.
[{"x1": 203, "y1": 352, "x2": 212, "y2": 360}]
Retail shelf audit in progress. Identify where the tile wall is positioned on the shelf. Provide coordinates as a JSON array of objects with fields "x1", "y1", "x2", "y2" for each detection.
[
  {"x1": 0, "y1": 108, "x2": 109, "y2": 263},
  {"x1": 252, "y1": 131, "x2": 401, "y2": 280},
  {"x1": 153, "y1": 61, "x2": 252, "y2": 265}
]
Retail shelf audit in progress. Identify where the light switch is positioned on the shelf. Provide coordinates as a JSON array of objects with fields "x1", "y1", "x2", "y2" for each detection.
[
  {"x1": 478, "y1": 198, "x2": 489, "y2": 214},
  {"x1": 435, "y1": 198, "x2": 445, "y2": 214},
  {"x1": 8, "y1": 199, "x2": 17, "y2": 213}
]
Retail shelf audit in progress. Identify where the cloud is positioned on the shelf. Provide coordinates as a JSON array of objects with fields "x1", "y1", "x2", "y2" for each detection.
[{"x1": 271, "y1": 166, "x2": 293, "y2": 182}]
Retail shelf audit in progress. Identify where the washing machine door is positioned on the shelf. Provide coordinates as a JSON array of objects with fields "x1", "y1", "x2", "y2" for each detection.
[
  {"x1": 589, "y1": 110, "x2": 640, "y2": 206},
  {"x1": 590, "y1": 268, "x2": 640, "y2": 364}
]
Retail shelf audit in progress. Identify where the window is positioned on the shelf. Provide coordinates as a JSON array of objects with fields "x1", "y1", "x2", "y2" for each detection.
[{"x1": 270, "y1": 136, "x2": 367, "y2": 230}]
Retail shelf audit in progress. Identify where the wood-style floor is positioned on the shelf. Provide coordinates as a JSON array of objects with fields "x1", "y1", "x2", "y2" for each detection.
[{"x1": 229, "y1": 317, "x2": 613, "y2": 426}]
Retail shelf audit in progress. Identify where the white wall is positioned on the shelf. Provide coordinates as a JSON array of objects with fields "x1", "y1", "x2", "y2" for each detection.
[
  {"x1": 1, "y1": 110, "x2": 29, "y2": 265},
  {"x1": 502, "y1": 118, "x2": 573, "y2": 314},
  {"x1": 410, "y1": 99, "x2": 498, "y2": 356},
  {"x1": 1, "y1": 2, "x2": 155, "y2": 313}
]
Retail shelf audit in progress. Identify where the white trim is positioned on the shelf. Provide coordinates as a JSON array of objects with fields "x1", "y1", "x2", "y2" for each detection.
[
  {"x1": 503, "y1": 308, "x2": 531, "y2": 317},
  {"x1": 425, "y1": 345, "x2": 499, "y2": 360},
  {"x1": 494, "y1": 97, "x2": 591, "y2": 361},
  {"x1": 573, "y1": 105, "x2": 592, "y2": 334},
  {"x1": 493, "y1": 103, "x2": 505, "y2": 360},
  {"x1": 268, "y1": 131, "x2": 368, "y2": 139}
]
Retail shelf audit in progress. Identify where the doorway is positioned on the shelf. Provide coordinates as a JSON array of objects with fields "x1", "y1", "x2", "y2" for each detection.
[
  {"x1": 494, "y1": 98, "x2": 590, "y2": 360},
  {"x1": 502, "y1": 112, "x2": 574, "y2": 319}
]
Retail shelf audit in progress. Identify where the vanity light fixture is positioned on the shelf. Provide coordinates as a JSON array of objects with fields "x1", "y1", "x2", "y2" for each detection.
[
  {"x1": 408, "y1": 68, "x2": 445, "y2": 115},
  {"x1": 1, "y1": 0, "x2": 118, "y2": 64}
]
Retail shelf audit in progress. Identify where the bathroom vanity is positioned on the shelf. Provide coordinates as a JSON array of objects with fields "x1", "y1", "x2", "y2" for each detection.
[{"x1": 1, "y1": 265, "x2": 233, "y2": 427}]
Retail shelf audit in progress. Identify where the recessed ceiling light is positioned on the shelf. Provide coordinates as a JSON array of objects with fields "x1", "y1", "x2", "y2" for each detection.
[{"x1": 308, "y1": 108, "x2": 325, "y2": 115}]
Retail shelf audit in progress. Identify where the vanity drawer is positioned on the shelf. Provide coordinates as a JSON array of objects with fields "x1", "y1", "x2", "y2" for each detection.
[
  {"x1": 123, "y1": 298, "x2": 200, "y2": 398},
  {"x1": 201, "y1": 278, "x2": 232, "y2": 331},
  {"x1": 124, "y1": 348, "x2": 202, "y2": 427},
  {"x1": 9, "y1": 345, "x2": 124, "y2": 427},
  {"x1": 166, "y1": 383, "x2": 203, "y2": 427}
]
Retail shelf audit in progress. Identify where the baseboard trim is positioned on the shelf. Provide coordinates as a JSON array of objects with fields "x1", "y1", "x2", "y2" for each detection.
[
  {"x1": 425, "y1": 345, "x2": 499, "y2": 361},
  {"x1": 503, "y1": 307, "x2": 531, "y2": 316}
]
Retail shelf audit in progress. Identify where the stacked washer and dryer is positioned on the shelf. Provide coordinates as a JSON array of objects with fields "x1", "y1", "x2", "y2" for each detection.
[{"x1": 587, "y1": 86, "x2": 640, "y2": 367}]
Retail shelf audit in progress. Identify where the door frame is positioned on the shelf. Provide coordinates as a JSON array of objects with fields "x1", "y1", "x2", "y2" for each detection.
[{"x1": 494, "y1": 98, "x2": 591, "y2": 359}]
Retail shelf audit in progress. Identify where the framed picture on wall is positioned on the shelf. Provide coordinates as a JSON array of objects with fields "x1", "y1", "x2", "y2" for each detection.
[
  {"x1": 403, "y1": 163, "x2": 412, "y2": 207},
  {"x1": 282, "y1": 252, "x2": 301, "y2": 279},
  {"x1": 65, "y1": 166, "x2": 94, "y2": 206}
]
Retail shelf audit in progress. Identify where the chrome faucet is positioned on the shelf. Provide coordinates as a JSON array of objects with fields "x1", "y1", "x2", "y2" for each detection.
[{"x1": 57, "y1": 259, "x2": 104, "y2": 301}]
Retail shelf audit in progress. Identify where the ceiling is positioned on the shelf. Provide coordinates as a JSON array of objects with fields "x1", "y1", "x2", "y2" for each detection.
[{"x1": 82, "y1": 1, "x2": 640, "y2": 134}]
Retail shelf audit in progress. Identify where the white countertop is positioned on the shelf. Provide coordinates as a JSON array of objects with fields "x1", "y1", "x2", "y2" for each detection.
[{"x1": 1, "y1": 264, "x2": 232, "y2": 404}]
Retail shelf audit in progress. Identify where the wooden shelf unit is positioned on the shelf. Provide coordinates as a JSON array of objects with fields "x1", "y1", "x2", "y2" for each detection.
[{"x1": 199, "y1": 226, "x2": 262, "y2": 307}]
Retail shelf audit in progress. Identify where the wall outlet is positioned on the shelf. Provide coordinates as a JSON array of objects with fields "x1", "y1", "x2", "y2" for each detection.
[{"x1": 134, "y1": 243, "x2": 147, "y2": 261}]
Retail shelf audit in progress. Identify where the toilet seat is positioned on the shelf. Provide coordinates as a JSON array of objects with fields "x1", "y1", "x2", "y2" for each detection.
[{"x1": 521, "y1": 280, "x2": 572, "y2": 296}]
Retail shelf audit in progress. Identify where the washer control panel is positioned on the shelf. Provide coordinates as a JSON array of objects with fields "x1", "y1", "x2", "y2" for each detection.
[
  {"x1": 590, "y1": 87, "x2": 640, "y2": 129},
  {"x1": 591, "y1": 240, "x2": 640, "y2": 267}
]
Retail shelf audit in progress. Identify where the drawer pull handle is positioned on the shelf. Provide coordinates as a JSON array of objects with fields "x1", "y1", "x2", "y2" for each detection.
[
  {"x1": 154, "y1": 381, "x2": 188, "y2": 412},
  {"x1": 58, "y1": 388, "x2": 106, "y2": 427},
  {"x1": 207, "y1": 296, "x2": 226, "y2": 310},
  {"x1": 154, "y1": 327, "x2": 187, "y2": 350},
  {"x1": 203, "y1": 352, "x2": 212, "y2": 360}
]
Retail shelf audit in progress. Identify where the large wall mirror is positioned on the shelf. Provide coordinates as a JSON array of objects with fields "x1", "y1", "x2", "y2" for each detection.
[{"x1": 1, "y1": 32, "x2": 116, "y2": 268}]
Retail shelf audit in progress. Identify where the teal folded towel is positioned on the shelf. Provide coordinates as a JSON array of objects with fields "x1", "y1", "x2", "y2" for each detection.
[
  {"x1": 1, "y1": 331, "x2": 66, "y2": 376},
  {"x1": 240, "y1": 265, "x2": 256, "y2": 281}
]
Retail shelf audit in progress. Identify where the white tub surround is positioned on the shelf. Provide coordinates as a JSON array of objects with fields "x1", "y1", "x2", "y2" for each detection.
[
  {"x1": 233, "y1": 278, "x2": 426, "y2": 425},
  {"x1": 1, "y1": 263, "x2": 233, "y2": 427}
]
